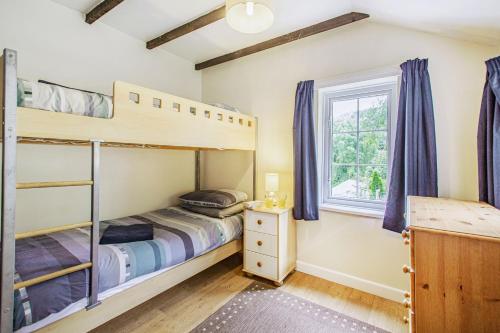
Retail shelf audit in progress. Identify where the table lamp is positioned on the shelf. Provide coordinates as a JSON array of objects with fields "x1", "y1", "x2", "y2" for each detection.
[{"x1": 265, "y1": 173, "x2": 279, "y2": 207}]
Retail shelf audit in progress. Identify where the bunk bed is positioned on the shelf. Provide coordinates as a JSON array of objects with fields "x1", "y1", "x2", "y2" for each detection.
[{"x1": 0, "y1": 49, "x2": 257, "y2": 333}]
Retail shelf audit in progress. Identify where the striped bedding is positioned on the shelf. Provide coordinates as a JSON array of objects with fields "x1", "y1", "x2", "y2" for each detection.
[
  {"x1": 17, "y1": 79, "x2": 113, "y2": 119},
  {"x1": 13, "y1": 207, "x2": 242, "y2": 331}
]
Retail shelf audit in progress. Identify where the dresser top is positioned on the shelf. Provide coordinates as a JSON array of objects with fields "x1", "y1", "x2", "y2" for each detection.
[
  {"x1": 408, "y1": 196, "x2": 500, "y2": 239},
  {"x1": 247, "y1": 206, "x2": 291, "y2": 215}
]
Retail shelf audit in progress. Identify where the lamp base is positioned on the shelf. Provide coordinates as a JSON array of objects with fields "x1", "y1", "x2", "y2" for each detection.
[{"x1": 264, "y1": 191, "x2": 277, "y2": 208}]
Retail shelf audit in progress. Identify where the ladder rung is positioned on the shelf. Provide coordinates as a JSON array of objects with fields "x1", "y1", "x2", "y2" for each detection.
[
  {"x1": 14, "y1": 263, "x2": 92, "y2": 290},
  {"x1": 16, "y1": 180, "x2": 93, "y2": 189},
  {"x1": 15, "y1": 222, "x2": 93, "y2": 240}
]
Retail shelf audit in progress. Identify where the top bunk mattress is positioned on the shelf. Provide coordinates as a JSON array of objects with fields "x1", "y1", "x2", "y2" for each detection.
[
  {"x1": 17, "y1": 79, "x2": 113, "y2": 119},
  {"x1": 14, "y1": 207, "x2": 243, "y2": 331}
]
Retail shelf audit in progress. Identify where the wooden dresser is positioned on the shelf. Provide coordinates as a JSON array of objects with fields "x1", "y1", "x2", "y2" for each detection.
[
  {"x1": 403, "y1": 196, "x2": 500, "y2": 333},
  {"x1": 243, "y1": 206, "x2": 296, "y2": 286}
]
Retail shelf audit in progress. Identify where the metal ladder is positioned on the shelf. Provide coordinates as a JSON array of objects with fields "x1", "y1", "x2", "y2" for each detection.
[{"x1": 1, "y1": 49, "x2": 101, "y2": 333}]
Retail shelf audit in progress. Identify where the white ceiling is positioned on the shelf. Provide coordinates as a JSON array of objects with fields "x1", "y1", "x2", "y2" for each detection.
[{"x1": 52, "y1": 0, "x2": 500, "y2": 64}]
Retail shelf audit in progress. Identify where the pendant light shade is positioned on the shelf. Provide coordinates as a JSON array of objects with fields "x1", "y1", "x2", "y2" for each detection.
[{"x1": 226, "y1": 0, "x2": 274, "y2": 34}]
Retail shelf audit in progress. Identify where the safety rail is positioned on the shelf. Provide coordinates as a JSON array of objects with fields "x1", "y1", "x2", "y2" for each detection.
[{"x1": 1, "y1": 49, "x2": 102, "y2": 332}]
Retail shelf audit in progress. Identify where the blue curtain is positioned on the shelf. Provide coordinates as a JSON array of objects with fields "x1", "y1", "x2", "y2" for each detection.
[
  {"x1": 293, "y1": 80, "x2": 319, "y2": 221},
  {"x1": 383, "y1": 59, "x2": 438, "y2": 233},
  {"x1": 478, "y1": 56, "x2": 500, "y2": 209}
]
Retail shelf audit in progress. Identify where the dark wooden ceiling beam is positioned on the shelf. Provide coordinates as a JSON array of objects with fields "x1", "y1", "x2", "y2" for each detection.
[
  {"x1": 86, "y1": 0, "x2": 125, "y2": 24},
  {"x1": 147, "y1": 6, "x2": 226, "y2": 50},
  {"x1": 195, "y1": 12, "x2": 369, "y2": 70}
]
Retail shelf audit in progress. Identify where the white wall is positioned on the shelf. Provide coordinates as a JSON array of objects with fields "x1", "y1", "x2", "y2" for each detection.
[
  {"x1": 0, "y1": 0, "x2": 202, "y2": 232},
  {"x1": 202, "y1": 150, "x2": 255, "y2": 197},
  {"x1": 202, "y1": 21, "x2": 498, "y2": 299},
  {"x1": 0, "y1": 1, "x2": 201, "y2": 98}
]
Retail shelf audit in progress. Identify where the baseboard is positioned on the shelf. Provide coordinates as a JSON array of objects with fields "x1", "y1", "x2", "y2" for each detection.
[{"x1": 296, "y1": 260, "x2": 405, "y2": 303}]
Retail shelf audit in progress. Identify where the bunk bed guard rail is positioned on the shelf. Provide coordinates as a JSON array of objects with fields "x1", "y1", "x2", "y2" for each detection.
[{"x1": 1, "y1": 49, "x2": 102, "y2": 332}]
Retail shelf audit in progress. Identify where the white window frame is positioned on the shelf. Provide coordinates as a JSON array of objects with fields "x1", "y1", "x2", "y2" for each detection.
[{"x1": 317, "y1": 73, "x2": 399, "y2": 217}]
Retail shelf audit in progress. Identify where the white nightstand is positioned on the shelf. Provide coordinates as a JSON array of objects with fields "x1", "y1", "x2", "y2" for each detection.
[{"x1": 243, "y1": 206, "x2": 296, "y2": 286}]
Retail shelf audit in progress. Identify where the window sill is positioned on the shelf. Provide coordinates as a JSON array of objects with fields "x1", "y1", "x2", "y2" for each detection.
[{"x1": 319, "y1": 204, "x2": 385, "y2": 219}]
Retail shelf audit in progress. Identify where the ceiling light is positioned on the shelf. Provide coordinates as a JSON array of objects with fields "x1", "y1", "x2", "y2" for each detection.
[{"x1": 226, "y1": 0, "x2": 274, "y2": 34}]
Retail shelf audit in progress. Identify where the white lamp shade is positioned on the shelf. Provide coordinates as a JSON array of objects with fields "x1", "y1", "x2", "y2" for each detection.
[
  {"x1": 265, "y1": 173, "x2": 279, "y2": 192},
  {"x1": 226, "y1": 0, "x2": 274, "y2": 34}
]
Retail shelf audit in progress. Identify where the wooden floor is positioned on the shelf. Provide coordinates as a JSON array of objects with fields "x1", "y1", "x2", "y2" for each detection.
[{"x1": 92, "y1": 255, "x2": 407, "y2": 333}]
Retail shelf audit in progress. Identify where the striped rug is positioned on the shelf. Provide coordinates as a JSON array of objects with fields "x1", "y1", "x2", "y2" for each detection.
[{"x1": 191, "y1": 281, "x2": 389, "y2": 333}]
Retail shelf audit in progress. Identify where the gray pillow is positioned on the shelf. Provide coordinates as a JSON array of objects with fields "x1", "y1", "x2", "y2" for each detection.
[
  {"x1": 179, "y1": 189, "x2": 248, "y2": 208},
  {"x1": 181, "y1": 203, "x2": 244, "y2": 218}
]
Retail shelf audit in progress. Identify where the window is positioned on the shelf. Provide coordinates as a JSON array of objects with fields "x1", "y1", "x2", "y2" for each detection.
[{"x1": 319, "y1": 76, "x2": 398, "y2": 212}]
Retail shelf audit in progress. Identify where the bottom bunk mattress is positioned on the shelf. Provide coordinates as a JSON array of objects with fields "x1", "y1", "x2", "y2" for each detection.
[{"x1": 13, "y1": 207, "x2": 243, "y2": 331}]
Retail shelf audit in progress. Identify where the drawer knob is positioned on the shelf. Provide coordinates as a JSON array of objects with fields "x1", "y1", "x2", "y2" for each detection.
[
  {"x1": 404, "y1": 291, "x2": 411, "y2": 298},
  {"x1": 257, "y1": 240, "x2": 263, "y2": 246},
  {"x1": 257, "y1": 219, "x2": 263, "y2": 225},
  {"x1": 402, "y1": 265, "x2": 413, "y2": 274},
  {"x1": 401, "y1": 230, "x2": 410, "y2": 239},
  {"x1": 403, "y1": 238, "x2": 410, "y2": 245},
  {"x1": 403, "y1": 316, "x2": 409, "y2": 324},
  {"x1": 403, "y1": 300, "x2": 411, "y2": 309},
  {"x1": 257, "y1": 261, "x2": 262, "y2": 267}
]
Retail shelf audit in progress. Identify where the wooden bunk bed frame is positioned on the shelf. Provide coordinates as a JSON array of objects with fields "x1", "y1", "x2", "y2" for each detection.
[{"x1": 0, "y1": 49, "x2": 256, "y2": 332}]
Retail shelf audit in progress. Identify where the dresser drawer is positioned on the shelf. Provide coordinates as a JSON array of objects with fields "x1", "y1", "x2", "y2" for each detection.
[
  {"x1": 245, "y1": 211, "x2": 278, "y2": 235},
  {"x1": 245, "y1": 230, "x2": 278, "y2": 257},
  {"x1": 244, "y1": 250, "x2": 277, "y2": 280}
]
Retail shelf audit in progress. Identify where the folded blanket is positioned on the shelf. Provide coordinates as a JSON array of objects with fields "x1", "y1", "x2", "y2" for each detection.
[
  {"x1": 99, "y1": 224, "x2": 153, "y2": 244},
  {"x1": 181, "y1": 203, "x2": 244, "y2": 218}
]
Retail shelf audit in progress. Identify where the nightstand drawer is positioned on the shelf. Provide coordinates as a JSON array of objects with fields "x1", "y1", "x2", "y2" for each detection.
[
  {"x1": 245, "y1": 230, "x2": 278, "y2": 257},
  {"x1": 244, "y1": 250, "x2": 277, "y2": 280},
  {"x1": 245, "y1": 211, "x2": 278, "y2": 235}
]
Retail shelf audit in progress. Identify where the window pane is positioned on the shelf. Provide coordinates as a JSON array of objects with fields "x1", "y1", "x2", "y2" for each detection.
[
  {"x1": 331, "y1": 133, "x2": 357, "y2": 164},
  {"x1": 359, "y1": 95, "x2": 387, "y2": 131},
  {"x1": 331, "y1": 99, "x2": 357, "y2": 133},
  {"x1": 330, "y1": 165, "x2": 357, "y2": 199},
  {"x1": 358, "y1": 165, "x2": 388, "y2": 201},
  {"x1": 359, "y1": 131, "x2": 387, "y2": 165}
]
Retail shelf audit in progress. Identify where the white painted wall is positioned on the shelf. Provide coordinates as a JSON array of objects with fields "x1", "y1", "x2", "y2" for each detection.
[
  {"x1": 201, "y1": 150, "x2": 255, "y2": 197},
  {"x1": 0, "y1": 0, "x2": 202, "y2": 232},
  {"x1": 202, "y1": 21, "x2": 498, "y2": 299}
]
